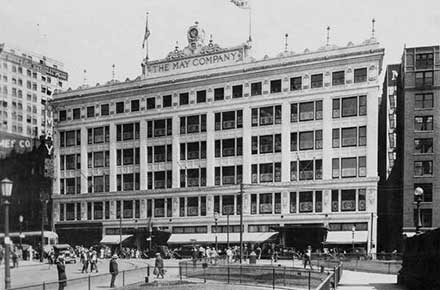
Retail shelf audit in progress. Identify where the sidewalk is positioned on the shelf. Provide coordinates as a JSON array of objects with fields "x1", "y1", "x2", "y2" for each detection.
[
  {"x1": 337, "y1": 270, "x2": 405, "y2": 290},
  {"x1": 0, "y1": 259, "x2": 45, "y2": 268}
]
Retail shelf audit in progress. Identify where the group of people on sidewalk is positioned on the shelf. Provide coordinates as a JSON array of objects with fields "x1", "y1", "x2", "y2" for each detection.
[{"x1": 55, "y1": 251, "x2": 166, "y2": 289}]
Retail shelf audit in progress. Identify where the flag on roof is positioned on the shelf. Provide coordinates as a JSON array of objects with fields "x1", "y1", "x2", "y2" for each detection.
[{"x1": 142, "y1": 12, "x2": 150, "y2": 49}]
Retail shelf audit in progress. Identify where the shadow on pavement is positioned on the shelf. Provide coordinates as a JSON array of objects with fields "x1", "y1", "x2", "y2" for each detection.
[{"x1": 370, "y1": 283, "x2": 407, "y2": 290}]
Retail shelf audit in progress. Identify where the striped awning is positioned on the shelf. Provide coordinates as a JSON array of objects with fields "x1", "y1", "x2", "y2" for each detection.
[
  {"x1": 168, "y1": 232, "x2": 278, "y2": 244},
  {"x1": 100, "y1": 235, "x2": 132, "y2": 245}
]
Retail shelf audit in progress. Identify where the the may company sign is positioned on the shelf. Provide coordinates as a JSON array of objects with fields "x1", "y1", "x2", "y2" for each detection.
[{"x1": 147, "y1": 48, "x2": 244, "y2": 75}]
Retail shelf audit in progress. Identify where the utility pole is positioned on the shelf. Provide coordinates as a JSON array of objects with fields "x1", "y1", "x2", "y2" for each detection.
[{"x1": 239, "y1": 182, "x2": 243, "y2": 264}]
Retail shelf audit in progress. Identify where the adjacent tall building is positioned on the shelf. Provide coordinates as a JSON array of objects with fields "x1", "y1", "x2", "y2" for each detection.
[
  {"x1": 0, "y1": 43, "x2": 68, "y2": 157},
  {"x1": 51, "y1": 22, "x2": 384, "y2": 253},
  {"x1": 379, "y1": 45, "x2": 440, "y2": 251}
]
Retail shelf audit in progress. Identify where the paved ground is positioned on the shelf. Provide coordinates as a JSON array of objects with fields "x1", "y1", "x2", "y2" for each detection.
[
  {"x1": 0, "y1": 258, "x2": 406, "y2": 290},
  {"x1": 338, "y1": 270, "x2": 405, "y2": 290}
]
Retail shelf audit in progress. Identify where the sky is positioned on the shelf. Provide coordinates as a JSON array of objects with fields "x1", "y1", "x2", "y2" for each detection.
[{"x1": 1, "y1": 0, "x2": 439, "y2": 89}]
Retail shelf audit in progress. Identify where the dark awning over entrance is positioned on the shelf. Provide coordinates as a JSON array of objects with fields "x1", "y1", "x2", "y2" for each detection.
[
  {"x1": 273, "y1": 224, "x2": 328, "y2": 250},
  {"x1": 55, "y1": 222, "x2": 103, "y2": 247}
]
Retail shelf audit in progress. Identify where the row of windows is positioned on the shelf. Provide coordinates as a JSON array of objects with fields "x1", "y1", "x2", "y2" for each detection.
[
  {"x1": 60, "y1": 187, "x2": 368, "y2": 221},
  {"x1": 57, "y1": 68, "x2": 370, "y2": 122},
  {"x1": 60, "y1": 100, "x2": 370, "y2": 147}
]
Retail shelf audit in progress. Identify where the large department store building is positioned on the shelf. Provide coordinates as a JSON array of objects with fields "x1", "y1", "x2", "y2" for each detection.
[{"x1": 52, "y1": 23, "x2": 384, "y2": 254}]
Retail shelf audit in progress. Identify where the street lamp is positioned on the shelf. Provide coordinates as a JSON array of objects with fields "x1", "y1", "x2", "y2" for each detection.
[
  {"x1": 214, "y1": 212, "x2": 219, "y2": 252},
  {"x1": 19, "y1": 215, "x2": 24, "y2": 249},
  {"x1": 351, "y1": 225, "x2": 356, "y2": 251},
  {"x1": 2, "y1": 178, "x2": 13, "y2": 289},
  {"x1": 414, "y1": 187, "x2": 424, "y2": 234}
]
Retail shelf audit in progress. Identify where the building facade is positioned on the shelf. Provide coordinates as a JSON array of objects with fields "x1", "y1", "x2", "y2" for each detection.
[
  {"x1": 378, "y1": 64, "x2": 403, "y2": 252},
  {"x1": 52, "y1": 23, "x2": 384, "y2": 253},
  {"x1": 400, "y1": 45, "x2": 440, "y2": 235},
  {"x1": 0, "y1": 43, "x2": 68, "y2": 157}
]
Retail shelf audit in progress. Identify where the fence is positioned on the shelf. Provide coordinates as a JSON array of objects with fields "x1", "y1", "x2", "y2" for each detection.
[
  {"x1": 9, "y1": 266, "x2": 149, "y2": 290},
  {"x1": 178, "y1": 260, "x2": 343, "y2": 290},
  {"x1": 311, "y1": 253, "x2": 401, "y2": 275}
]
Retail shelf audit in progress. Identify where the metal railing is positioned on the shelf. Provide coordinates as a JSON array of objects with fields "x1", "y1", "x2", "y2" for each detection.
[
  {"x1": 179, "y1": 260, "x2": 342, "y2": 290},
  {"x1": 9, "y1": 266, "x2": 149, "y2": 290}
]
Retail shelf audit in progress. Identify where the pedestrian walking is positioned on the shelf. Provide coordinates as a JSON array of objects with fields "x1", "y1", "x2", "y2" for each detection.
[
  {"x1": 154, "y1": 253, "x2": 164, "y2": 279},
  {"x1": 90, "y1": 250, "x2": 98, "y2": 272},
  {"x1": 81, "y1": 250, "x2": 89, "y2": 273},
  {"x1": 12, "y1": 250, "x2": 18, "y2": 268},
  {"x1": 56, "y1": 256, "x2": 67, "y2": 290},
  {"x1": 109, "y1": 254, "x2": 119, "y2": 288},
  {"x1": 303, "y1": 245, "x2": 313, "y2": 270}
]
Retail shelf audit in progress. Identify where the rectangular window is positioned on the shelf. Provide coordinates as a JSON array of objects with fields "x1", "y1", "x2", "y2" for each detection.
[
  {"x1": 332, "y1": 71, "x2": 345, "y2": 86},
  {"x1": 414, "y1": 161, "x2": 433, "y2": 176},
  {"x1": 359, "y1": 95, "x2": 367, "y2": 116},
  {"x1": 259, "y1": 135, "x2": 273, "y2": 154},
  {"x1": 290, "y1": 132, "x2": 297, "y2": 151},
  {"x1": 270, "y1": 79, "x2": 282, "y2": 93},
  {"x1": 290, "y1": 192, "x2": 297, "y2": 213},
  {"x1": 341, "y1": 189, "x2": 356, "y2": 211},
  {"x1": 163, "y1": 95, "x2": 172, "y2": 107},
  {"x1": 299, "y1": 102, "x2": 314, "y2": 121},
  {"x1": 359, "y1": 126, "x2": 367, "y2": 146},
  {"x1": 341, "y1": 157, "x2": 357, "y2": 178},
  {"x1": 415, "y1": 71, "x2": 433, "y2": 88},
  {"x1": 86, "y1": 106, "x2": 94, "y2": 118},
  {"x1": 251, "y1": 82, "x2": 262, "y2": 96},
  {"x1": 59, "y1": 110, "x2": 66, "y2": 121},
  {"x1": 315, "y1": 100, "x2": 323, "y2": 120},
  {"x1": 315, "y1": 159, "x2": 322, "y2": 179},
  {"x1": 354, "y1": 68, "x2": 367, "y2": 83},
  {"x1": 196, "y1": 90, "x2": 206, "y2": 103},
  {"x1": 311, "y1": 73, "x2": 323, "y2": 88},
  {"x1": 416, "y1": 53, "x2": 434, "y2": 68},
  {"x1": 414, "y1": 116, "x2": 433, "y2": 131},
  {"x1": 259, "y1": 106, "x2": 273, "y2": 126},
  {"x1": 259, "y1": 193, "x2": 273, "y2": 214},
  {"x1": 415, "y1": 93, "x2": 433, "y2": 109},
  {"x1": 414, "y1": 138, "x2": 433, "y2": 153},
  {"x1": 146, "y1": 97, "x2": 155, "y2": 110},
  {"x1": 116, "y1": 102, "x2": 124, "y2": 114},
  {"x1": 315, "y1": 191, "x2": 322, "y2": 212},
  {"x1": 214, "y1": 87, "x2": 224, "y2": 101},
  {"x1": 332, "y1": 158, "x2": 339, "y2": 178},
  {"x1": 315, "y1": 130, "x2": 322, "y2": 149},
  {"x1": 299, "y1": 191, "x2": 313, "y2": 213},
  {"x1": 179, "y1": 93, "x2": 189, "y2": 105},
  {"x1": 299, "y1": 131, "x2": 314, "y2": 150},
  {"x1": 299, "y1": 160, "x2": 314, "y2": 180},
  {"x1": 358, "y1": 156, "x2": 366, "y2": 177},
  {"x1": 290, "y1": 103, "x2": 298, "y2": 122},
  {"x1": 413, "y1": 209, "x2": 433, "y2": 228},
  {"x1": 358, "y1": 189, "x2": 366, "y2": 211},
  {"x1": 131, "y1": 99, "x2": 140, "y2": 112},
  {"x1": 101, "y1": 104, "x2": 109, "y2": 116},
  {"x1": 73, "y1": 108, "x2": 81, "y2": 120},
  {"x1": 259, "y1": 163, "x2": 273, "y2": 182},
  {"x1": 332, "y1": 98, "x2": 340, "y2": 118},
  {"x1": 290, "y1": 161, "x2": 297, "y2": 181},
  {"x1": 232, "y1": 84, "x2": 243, "y2": 98},
  {"x1": 342, "y1": 97, "x2": 357, "y2": 117},
  {"x1": 290, "y1": 77, "x2": 302, "y2": 91},
  {"x1": 331, "y1": 190, "x2": 339, "y2": 212},
  {"x1": 341, "y1": 127, "x2": 357, "y2": 147}
]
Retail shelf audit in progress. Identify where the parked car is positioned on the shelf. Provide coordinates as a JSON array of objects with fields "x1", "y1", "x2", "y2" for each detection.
[{"x1": 61, "y1": 250, "x2": 77, "y2": 264}]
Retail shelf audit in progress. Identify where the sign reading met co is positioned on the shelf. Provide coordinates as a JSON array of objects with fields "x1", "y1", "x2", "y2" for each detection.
[{"x1": 148, "y1": 49, "x2": 243, "y2": 74}]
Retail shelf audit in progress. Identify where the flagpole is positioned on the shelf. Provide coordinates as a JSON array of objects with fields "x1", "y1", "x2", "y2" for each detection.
[
  {"x1": 248, "y1": 6, "x2": 252, "y2": 42},
  {"x1": 146, "y1": 12, "x2": 149, "y2": 62}
]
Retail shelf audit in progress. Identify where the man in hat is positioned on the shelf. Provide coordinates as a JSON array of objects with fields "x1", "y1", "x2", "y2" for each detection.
[
  {"x1": 56, "y1": 255, "x2": 67, "y2": 290},
  {"x1": 109, "y1": 254, "x2": 119, "y2": 287}
]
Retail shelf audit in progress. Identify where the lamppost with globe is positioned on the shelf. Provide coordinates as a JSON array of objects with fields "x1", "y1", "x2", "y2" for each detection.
[
  {"x1": 2, "y1": 178, "x2": 13, "y2": 289},
  {"x1": 414, "y1": 187, "x2": 424, "y2": 234}
]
